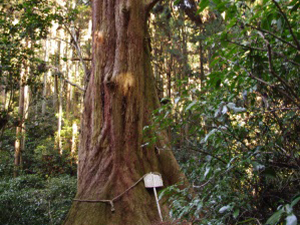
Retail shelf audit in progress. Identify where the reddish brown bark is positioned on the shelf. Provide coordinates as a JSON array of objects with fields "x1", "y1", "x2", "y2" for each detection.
[{"x1": 64, "y1": 1, "x2": 184, "y2": 224}]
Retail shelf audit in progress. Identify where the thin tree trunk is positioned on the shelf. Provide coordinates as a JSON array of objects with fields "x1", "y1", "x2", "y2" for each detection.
[
  {"x1": 208, "y1": 47, "x2": 212, "y2": 74},
  {"x1": 71, "y1": 121, "x2": 77, "y2": 155},
  {"x1": 181, "y1": 12, "x2": 189, "y2": 79},
  {"x1": 0, "y1": 78, "x2": 6, "y2": 110},
  {"x1": 199, "y1": 38, "x2": 205, "y2": 86},
  {"x1": 64, "y1": 1, "x2": 184, "y2": 224},
  {"x1": 53, "y1": 74, "x2": 59, "y2": 110},
  {"x1": 66, "y1": 39, "x2": 72, "y2": 118},
  {"x1": 0, "y1": 78, "x2": 6, "y2": 149},
  {"x1": 55, "y1": 29, "x2": 65, "y2": 153},
  {"x1": 14, "y1": 73, "x2": 24, "y2": 177},
  {"x1": 42, "y1": 39, "x2": 49, "y2": 116},
  {"x1": 57, "y1": 76, "x2": 63, "y2": 153},
  {"x1": 20, "y1": 85, "x2": 29, "y2": 160},
  {"x1": 14, "y1": 61, "x2": 29, "y2": 177},
  {"x1": 167, "y1": 55, "x2": 172, "y2": 99}
]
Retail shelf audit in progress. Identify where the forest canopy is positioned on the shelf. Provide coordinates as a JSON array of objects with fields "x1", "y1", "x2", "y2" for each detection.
[{"x1": 0, "y1": 0, "x2": 299, "y2": 224}]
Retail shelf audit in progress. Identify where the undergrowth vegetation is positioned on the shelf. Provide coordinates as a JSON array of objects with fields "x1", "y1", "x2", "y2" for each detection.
[
  {"x1": 0, "y1": 0, "x2": 299, "y2": 224},
  {"x1": 0, "y1": 174, "x2": 76, "y2": 225},
  {"x1": 150, "y1": 0, "x2": 300, "y2": 224}
]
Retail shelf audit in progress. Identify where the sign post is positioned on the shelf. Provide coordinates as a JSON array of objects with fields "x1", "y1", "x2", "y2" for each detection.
[{"x1": 144, "y1": 172, "x2": 164, "y2": 222}]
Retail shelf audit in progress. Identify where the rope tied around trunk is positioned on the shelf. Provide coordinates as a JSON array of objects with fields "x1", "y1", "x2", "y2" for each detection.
[{"x1": 73, "y1": 174, "x2": 147, "y2": 212}]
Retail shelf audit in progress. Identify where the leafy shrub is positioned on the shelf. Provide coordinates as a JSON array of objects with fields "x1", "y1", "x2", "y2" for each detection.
[
  {"x1": 0, "y1": 174, "x2": 76, "y2": 225},
  {"x1": 154, "y1": 0, "x2": 300, "y2": 223}
]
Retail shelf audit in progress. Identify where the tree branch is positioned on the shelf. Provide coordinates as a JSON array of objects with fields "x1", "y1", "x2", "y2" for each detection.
[
  {"x1": 145, "y1": 0, "x2": 161, "y2": 11},
  {"x1": 248, "y1": 24, "x2": 298, "y2": 50},
  {"x1": 178, "y1": 0, "x2": 203, "y2": 26},
  {"x1": 185, "y1": 138, "x2": 228, "y2": 165},
  {"x1": 64, "y1": 79, "x2": 85, "y2": 92},
  {"x1": 226, "y1": 39, "x2": 300, "y2": 67},
  {"x1": 257, "y1": 31, "x2": 300, "y2": 105},
  {"x1": 71, "y1": 58, "x2": 92, "y2": 61},
  {"x1": 63, "y1": 24, "x2": 89, "y2": 85},
  {"x1": 220, "y1": 56, "x2": 275, "y2": 87},
  {"x1": 221, "y1": 56, "x2": 300, "y2": 109},
  {"x1": 271, "y1": 0, "x2": 300, "y2": 51},
  {"x1": 48, "y1": 65, "x2": 84, "y2": 92}
]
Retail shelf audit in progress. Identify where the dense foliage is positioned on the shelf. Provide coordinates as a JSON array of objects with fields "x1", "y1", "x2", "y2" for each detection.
[
  {"x1": 149, "y1": 0, "x2": 300, "y2": 224},
  {"x1": 0, "y1": 0, "x2": 300, "y2": 224},
  {"x1": 0, "y1": 1, "x2": 83, "y2": 224},
  {"x1": 0, "y1": 174, "x2": 76, "y2": 225}
]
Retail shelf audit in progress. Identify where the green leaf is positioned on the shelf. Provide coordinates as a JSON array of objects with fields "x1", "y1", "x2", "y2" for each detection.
[
  {"x1": 174, "y1": 0, "x2": 181, "y2": 5},
  {"x1": 238, "y1": 218, "x2": 256, "y2": 224},
  {"x1": 291, "y1": 195, "x2": 300, "y2": 207},
  {"x1": 197, "y1": 0, "x2": 209, "y2": 13},
  {"x1": 185, "y1": 101, "x2": 197, "y2": 111},
  {"x1": 265, "y1": 209, "x2": 284, "y2": 225},
  {"x1": 252, "y1": 161, "x2": 265, "y2": 171},
  {"x1": 219, "y1": 205, "x2": 231, "y2": 213},
  {"x1": 212, "y1": 0, "x2": 221, "y2": 4},
  {"x1": 214, "y1": 0, "x2": 227, "y2": 12},
  {"x1": 200, "y1": 129, "x2": 218, "y2": 143},
  {"x1": 262, "y1": 168, "x2": 277, "y2": 178},
  {"x1": 225, "y1": 5, "x2": 237, "y2": 22},
  {"x1": 174, "y1": 97, "x2": 180, "y2": 105},
  {"x1": 226, "y1": 18, "x2": 237, "y2": 29},
  {"x1": 233, "y1": 209, "x2": 239, "y2": 219},
  {"x1": 210, "y1": 58, "x2": 220, "y2": 67}
]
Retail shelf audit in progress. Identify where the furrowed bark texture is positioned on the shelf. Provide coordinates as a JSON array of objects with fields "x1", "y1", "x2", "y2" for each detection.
[{"x1": 64, "y1": 1, "x2": 183, "y2": 224}]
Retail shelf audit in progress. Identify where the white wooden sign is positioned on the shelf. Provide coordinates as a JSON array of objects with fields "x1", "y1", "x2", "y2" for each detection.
[
  {"x1": 144, "y1": 172, "x2": 163, "y2": 188},
  {"x1": 143, "y1": 172, "x2": 164, "y2": 222}
]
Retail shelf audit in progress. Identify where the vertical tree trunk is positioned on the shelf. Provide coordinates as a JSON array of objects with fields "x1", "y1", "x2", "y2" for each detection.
[
  {"x1": 56, "y1": 28, "x2": 66, "y2": 153},
  {"x1": 66, "y1": 36, "x2": 72, "y2": 118},
  {"x1": 57, "y1": 75, "x2": 63, "y2": 153},
  {"x1": 208, "y1": 47, "x2": 213, "y2": 74},
  {"x1": 14, "y1": 62, "x2": 29, "y2": 177},
  {"x1": 14, "y1": 72, "x2": 24, "y2": 177},
  {"x1": 20, "y1": 85, "x2": 29, "y2": 158},
  {"x1": 64, "y1": 1, "x2": 184, "y2": 224},
  {"x1": 71, "y1": 121, "x2": 78, "y2": 155},
  {"x1": 42, "y1": 38, "x2": 49, "y2": 116},
  {"x1": 0, "y1": 78, "x2": 6, "y2": 110},
  {"x1": 199, "y1": 38, "x2": 205, "y2": 86},
  {"x1": 53, "y1": 73, "x2": 59, "y2": 110},
  {"x1": 0, "y1": 78, "x2": 6, "y2": 149},
  {"x1": 180, "y1": 12, "x2": 189, "y2": 79}
]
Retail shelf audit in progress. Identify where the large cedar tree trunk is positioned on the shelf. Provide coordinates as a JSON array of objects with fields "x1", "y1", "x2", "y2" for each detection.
[{"x1": 64, "y1": 1, "x2": 183, "y2": 224}]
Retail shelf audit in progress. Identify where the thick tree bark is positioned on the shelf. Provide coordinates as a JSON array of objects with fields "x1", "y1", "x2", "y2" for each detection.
[{"x1": 64, "y1": 1, "x2": 184, "y2": 224}]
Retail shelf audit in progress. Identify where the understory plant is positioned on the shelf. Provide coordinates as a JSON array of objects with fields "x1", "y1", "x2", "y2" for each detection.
[
  {"x1": 0, "y1": 174, "x2": 76, "y2": 225},
  {"x1": 154, "y1": 0, "x2": 300, "y2": 224}
]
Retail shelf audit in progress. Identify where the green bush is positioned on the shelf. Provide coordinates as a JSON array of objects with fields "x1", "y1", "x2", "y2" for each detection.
[
  {"x1": 153, "y1": 0, "x2": 300, "y2": 223},
  {"x1": 0, "y1": 174, "x2": 76, "y2": 225}
]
